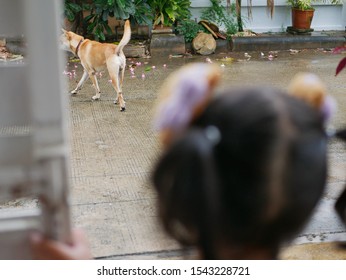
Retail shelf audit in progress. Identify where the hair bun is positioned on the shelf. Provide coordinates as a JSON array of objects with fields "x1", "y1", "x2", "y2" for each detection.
[
  {"x1": 288, "y1": 72, "x2": 326, "y2": 109},
  {"x1": 154, "y1": 63, "x2": 221, "y2": 146},
  {"x1": 288, "y1": 72, "x2": 336, "y2": 122}
]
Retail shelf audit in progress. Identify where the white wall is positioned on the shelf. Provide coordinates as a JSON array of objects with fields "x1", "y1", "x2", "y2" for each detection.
[{"x1": 190, "y1": 0, "x2": 345, "y2": 32}]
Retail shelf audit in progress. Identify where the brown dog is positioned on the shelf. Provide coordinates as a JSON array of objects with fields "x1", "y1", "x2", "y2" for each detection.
[{"x1": 61, "y1": 20, "x2": 131, "y2": 111}]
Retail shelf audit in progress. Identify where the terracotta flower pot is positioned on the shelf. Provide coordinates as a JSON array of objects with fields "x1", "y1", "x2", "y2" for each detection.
[
  {"x1": 152, "y1": 25, "x2": 173, "y2": 34},
  {"x1": 291, "y1": 8, "x2": 315, "y2": 30}
]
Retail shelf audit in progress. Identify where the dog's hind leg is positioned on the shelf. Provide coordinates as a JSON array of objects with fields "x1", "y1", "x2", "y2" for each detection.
[
  {"x1": 108, "y1": 62, "x2": 125, "y2": 111},
  {"x1": 112, "y1": 78, "x2": 125, "y2": 111},
  {"x1": 119, "y1": 65, "x2": 125, "y2": 89},
  {"x1": 88, "y1": 71, "x2": 102, "y2": 100},
  {"x1": 113, "y1": 67, "x2": 125, "y2": 105},
  {"x1": 71, "y1": 70, "x2": 89, "y2": 94}
]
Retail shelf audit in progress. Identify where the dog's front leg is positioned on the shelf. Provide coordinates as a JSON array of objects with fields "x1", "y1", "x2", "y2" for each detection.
[{"x1": 71, "y1": 70, "x2": 89, "y2": 94}]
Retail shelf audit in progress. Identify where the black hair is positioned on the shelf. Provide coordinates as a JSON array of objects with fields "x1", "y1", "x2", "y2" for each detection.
[
  {"x1": 334, "y1": 129, "x2": 346, "y2": 227},
  {"x1": 336, "y1": 129, "x2": 346, "y2": 141},
  {"x1": 152, "y1": 87, "x2": 327, "y2": 259}
]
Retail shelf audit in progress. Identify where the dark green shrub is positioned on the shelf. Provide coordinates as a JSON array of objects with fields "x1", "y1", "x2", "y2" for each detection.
[
  {"x1": 176, "y1": 20, "x2": 204, "y2": 43},
  {"x1": 64, "y1": 0, "x2": 153, "y2": 41}
]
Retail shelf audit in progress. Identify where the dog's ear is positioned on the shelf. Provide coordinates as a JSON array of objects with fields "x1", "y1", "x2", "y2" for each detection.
[{"x1": 61, "y1": 29, "x2": 72, "y2": 40}]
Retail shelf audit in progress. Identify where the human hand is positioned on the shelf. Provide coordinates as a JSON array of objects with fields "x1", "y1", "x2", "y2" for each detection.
[{"x1": 30, "y1": 228, "x2": 93, "y2": 260}]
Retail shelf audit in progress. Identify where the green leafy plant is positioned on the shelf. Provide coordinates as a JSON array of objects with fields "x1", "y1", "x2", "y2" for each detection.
[
  {"x1": 148, "y1": 0, "x2": 191, "y2": 27},
  {"x1": 132, "y1": 0, "x2": 153, "y2": 25},
  {"x1": 64, "y1": 0, "x2": 91, "y2": 33},
  {"x1": 64, "y1": 0, "x2": 152, "y2": 41},
  {"x1": 286, "y1": 0, "x2": 341, "y2": 10},
  {"x1": 83, "y1": 0, "x2": 135, "y2": 41},
  {"x1": 64, "y1": 0, "x2": 83, "y2": 22},
  {"x1": 174, "y1": 0, "x2": 192, "y2": 21},
  {"x1": 176, "y1": 20, "x2": 205, "y2": 42},
  {"x1": 201, "y1": 0, "x2": 238, "y2": 35}
]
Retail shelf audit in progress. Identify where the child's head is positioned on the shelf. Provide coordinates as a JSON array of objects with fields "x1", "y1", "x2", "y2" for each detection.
[{"x1": 152, "y1": 64, "x2": 328, "y2": 259}]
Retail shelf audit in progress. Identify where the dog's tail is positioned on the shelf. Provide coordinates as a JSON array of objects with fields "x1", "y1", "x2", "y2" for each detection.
[{"x1": 116, "y1": 20, "x2": 131, "y2": 56}]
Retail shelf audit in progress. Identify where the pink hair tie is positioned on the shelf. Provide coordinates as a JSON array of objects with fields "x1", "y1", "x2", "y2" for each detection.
[{"x1": 321, "y1": 95, "x2": 337, "y2": 123}]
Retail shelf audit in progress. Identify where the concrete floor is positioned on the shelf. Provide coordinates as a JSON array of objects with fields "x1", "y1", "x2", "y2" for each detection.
[{"x1": 53, "y1": 49, "x2": 346, "y2": 259}]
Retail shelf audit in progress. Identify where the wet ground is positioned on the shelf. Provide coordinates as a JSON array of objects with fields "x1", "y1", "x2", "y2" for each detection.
[
  {"x1": 62, "y1": 48, "x2": 346, "y2": 259},
  {"x1": 2, "y1": 48, "x2": 345, "y2": 259}
]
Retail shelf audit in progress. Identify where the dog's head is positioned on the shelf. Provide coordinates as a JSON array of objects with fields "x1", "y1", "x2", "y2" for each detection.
[{"x1": 60, "y1": 29, "x2": 83, "y2": 53}]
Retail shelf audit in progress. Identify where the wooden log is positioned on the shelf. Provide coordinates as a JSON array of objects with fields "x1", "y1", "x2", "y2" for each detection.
[{"x1": 192, "y1": 32, "x2": 216, "y2": 55}]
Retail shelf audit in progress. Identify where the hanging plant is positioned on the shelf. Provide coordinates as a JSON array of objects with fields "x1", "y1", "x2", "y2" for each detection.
[{"x1": 201, "y1": 0, "x2": 238, "y2": 35}]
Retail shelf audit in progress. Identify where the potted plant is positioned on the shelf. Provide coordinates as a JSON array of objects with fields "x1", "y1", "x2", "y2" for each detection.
[{"x1": 286, "y1": 0, "x2": 340, "y2": 30}]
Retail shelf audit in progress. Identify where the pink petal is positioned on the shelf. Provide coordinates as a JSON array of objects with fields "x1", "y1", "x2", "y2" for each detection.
[
  {"x1": 333, "y1": 46, "x2": 346, "y2": 54},
  {"x1": 336, "y1": 57, "x2": 346, "y2": 76}
]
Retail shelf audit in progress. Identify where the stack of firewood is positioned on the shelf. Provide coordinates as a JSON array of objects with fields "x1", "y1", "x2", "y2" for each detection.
[{"x1": 0, "y1": 38, "x2": 23, "y2": 61}]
